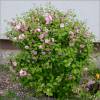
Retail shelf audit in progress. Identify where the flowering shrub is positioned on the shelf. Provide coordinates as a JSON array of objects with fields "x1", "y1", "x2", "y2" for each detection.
[{"x1": 7, "y1": 6, "x2": 94, "y2": 99}]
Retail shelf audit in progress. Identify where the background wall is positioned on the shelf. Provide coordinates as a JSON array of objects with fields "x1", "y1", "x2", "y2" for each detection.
[{"x1": 0, "y1": 0, "x2": 100, "y2": 42}]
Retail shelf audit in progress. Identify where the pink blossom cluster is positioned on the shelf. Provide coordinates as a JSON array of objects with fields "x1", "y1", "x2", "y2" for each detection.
[
  {"x1": 10, "y1": 13, "x2": 92, "y2": 78},
  {"x1": 45, "y1": 15, "x2": 53, "y2": 24},
  {"x1": 38, "y1": 32, "x2": 48, "y2": 41},
  {"x1": 19, "y1": 69, "x2": 27, "y2": 77},
  {"x1": 10, "y1": 20, "x2": 27, "y2": 32}
]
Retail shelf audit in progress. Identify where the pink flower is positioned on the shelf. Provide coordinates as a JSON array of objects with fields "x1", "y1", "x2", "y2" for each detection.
[
  {"x1": 15, "y1": 23, "x2": 21, "y2": 31},
  {"x1": 19, "y1": 69, "x2": 27, "y2": 77},
  {"x1": 45, "y1": 15, "x2": 53, "y2": 24},
  {"x1": 35, "y1": 28, "x2": 41, "y2": 32},
  {"x1": 38, "y1": 32, "x2": 48, "y2": 40},
  {"x1": 38, "y1": 34, "x2": 45, "y2": 40},
  {"x1": 20, "y1": 25, "x2": 27, "y2": 32},
  {"x1": 15, "y1": 21, "x2": 27, "y2": 32}
]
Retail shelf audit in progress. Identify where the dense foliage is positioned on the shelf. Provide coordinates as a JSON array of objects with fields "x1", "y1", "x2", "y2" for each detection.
[{"x1": 7, "y1": 5, "x2": 94, "y2": 99}]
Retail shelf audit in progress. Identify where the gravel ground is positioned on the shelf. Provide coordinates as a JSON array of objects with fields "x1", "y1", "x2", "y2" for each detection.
[
  {"x1": 0, "y1": 65, "x2": 56, "y2": 100},
  {"x1": 0, "y1": 65, "x2": 38, "y2": 100}
]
